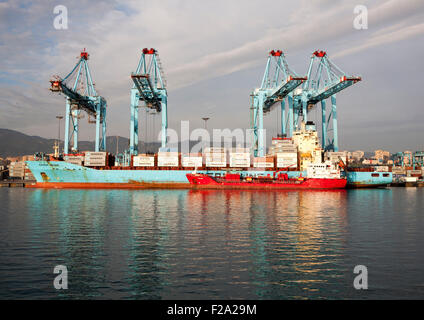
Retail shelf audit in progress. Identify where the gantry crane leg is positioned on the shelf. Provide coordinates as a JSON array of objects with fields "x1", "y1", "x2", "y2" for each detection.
[
  {"x1": 64, "y1": 98, "x2": 71, "y2": 154},
  {"x1": 331, "y1": 95, "x2": 338, "y2": 151},
  {"x1": 161, "y1": 98, "x2": 168, "y2": 148},
  {"x1": 321, "y1": 99, "x2": 327, "y2": 150}
]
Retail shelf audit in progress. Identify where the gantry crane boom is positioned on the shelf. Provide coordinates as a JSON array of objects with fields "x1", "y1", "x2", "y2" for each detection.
[
  {"x1": 131, "y1": 74, "x2": 162, "y2": 112},
  {"x1": 50, "y1": 49, "x2": 107, "y2": 153},
  {"x1": 308, "y1": 76, "x2": 361, "y2": 104}
]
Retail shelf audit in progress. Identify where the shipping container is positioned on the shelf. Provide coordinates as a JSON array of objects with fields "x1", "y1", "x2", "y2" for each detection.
[
  {"x1": 375, "y1": 166, "x2": 389, "y2": 172},
  {"x1": 253, "y1": 157, "x2": 274, "y2": 168},
  {"x1": 205, "y1": 160, "x2": 227, "y2": 167},
  {"x1": 392, "y1": 167, "x2": 406, "y2": 174},
  {"x1": 182, "y1": 156, "x2": 203, "y2": 167},
  {"x1": 84, "y1": 152, "x2": 107, "y2": 166},
  {"x1": 229, "y1": 157, "x2": 250, "y2": 167},
  {"x1": 204, "y1": 147, "x2": 226, "y2": 153},
  {"x1": 133, "y1": 155, "x2": 155, "y2": 167},
  {"x1": 158, "y1": 156, "x2": 179, "y2": 167},
  {"x1": 407, "y1": 170, "x2": 422, "y2": 176}
]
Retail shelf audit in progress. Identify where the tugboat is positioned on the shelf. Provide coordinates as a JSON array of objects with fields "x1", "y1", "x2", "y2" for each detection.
[{"x1": 186, "y1": 162, "x2": 347, "y2": 190}]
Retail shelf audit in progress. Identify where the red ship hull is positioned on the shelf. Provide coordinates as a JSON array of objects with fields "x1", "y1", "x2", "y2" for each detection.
[{"x1": 186, "y1": 173, "x2": 347, "y2": 189}]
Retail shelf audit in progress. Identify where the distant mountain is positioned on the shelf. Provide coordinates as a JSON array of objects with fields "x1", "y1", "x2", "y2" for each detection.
[
  {"x1": 0, "y1": 128, "x2": 57, "y2": 158},
  {"x1": 0, "y1": 128, "x2": 254, "y2": 158},
  {"x1": 0, "y1": 128, "x2": 161, "y2": 158}
]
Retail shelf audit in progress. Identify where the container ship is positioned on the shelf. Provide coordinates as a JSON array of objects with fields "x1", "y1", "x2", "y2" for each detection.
[{"x1": 26, "y1": 123, "x2": 392, "y2": 189}]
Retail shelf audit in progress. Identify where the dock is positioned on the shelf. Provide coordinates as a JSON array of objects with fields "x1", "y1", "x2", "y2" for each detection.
[{"x1": 0, "y1": 180, "x2": 36, "y2": 188}]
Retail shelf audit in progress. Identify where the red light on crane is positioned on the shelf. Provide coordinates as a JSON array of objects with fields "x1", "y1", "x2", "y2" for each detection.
[
  {"x1": 80, "y1": 49, "x2": 89, "y2": 60},
  {"x1": 50, "y1": 79, "x2": 62, "y2": 92},
  {"x1": 313, "y1": 50, "x2": 326, "y2": 57},
  {"x1": 142, "y1": 48, "x2": 156, "y2": 55},
  {"x1": 269, "y1": 50, "x2": 283, "y2": 56}
]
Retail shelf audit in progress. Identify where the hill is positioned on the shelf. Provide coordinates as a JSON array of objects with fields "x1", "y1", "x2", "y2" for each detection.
[{"x1": 0, "y1": 128, "x2": 162, "y2": 158}]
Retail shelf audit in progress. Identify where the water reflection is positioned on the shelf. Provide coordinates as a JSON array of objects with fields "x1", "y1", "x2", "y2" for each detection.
[
  {"x1": 185, "y1": 190, "x2": 348, "y2": 298},
  {"x1": 2, "y1": 187, "x2": 423, "y2": 299}
]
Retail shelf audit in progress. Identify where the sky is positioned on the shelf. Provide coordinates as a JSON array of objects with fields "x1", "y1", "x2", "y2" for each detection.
[{"x1": 0, "y1": 0, "x2": 423, "y2": 152}]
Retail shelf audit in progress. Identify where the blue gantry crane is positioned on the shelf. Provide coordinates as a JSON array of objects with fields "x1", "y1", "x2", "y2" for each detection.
[
  {"x1": 251, "y1": 50, "x2": 306, "y2": 157},
  {"x1": 129, "y1": 48, "x2": 168, "y2": 155},
  {"x1": 293, "y1": 50, "x2": 361, "y2": 151},
  {"x1": 50, "y1": 49, "x2": 107, "y2": 154}
]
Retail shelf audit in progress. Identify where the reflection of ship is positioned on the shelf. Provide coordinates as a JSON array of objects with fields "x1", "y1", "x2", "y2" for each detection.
[{"x1": 186, "y1": 162, "x2": 347, "y2": 189}]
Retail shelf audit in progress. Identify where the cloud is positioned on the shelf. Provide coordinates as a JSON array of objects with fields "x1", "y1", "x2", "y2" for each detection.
[
  {"x1": 0, "y1": 0, "x2": 423, "y2": 151},
  {"x1": 333, "y1": 22, "x2": 424, "y2": 59}
]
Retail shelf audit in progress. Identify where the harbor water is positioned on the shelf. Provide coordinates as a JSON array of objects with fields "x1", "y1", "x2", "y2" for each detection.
[{"x1": 0, "y1": 187, "x2": 423, "y2": 299}]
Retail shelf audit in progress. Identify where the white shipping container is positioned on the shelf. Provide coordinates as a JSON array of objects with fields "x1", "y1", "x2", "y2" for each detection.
[
  {"x1": 157, "y1": 152, "x2": 179, "y2": 157},
  {"x1": 65, "y1": 156, "x2": 84, "y2": 161},
  {"x1": 405, "y1": 176, "x2": 418, "y2": 182},
  {"x1": 253, "y1": 157, "x2": 274, "y2": 167},
  {"x1": 85, "y1": 160, "x2": 106, "y2": 166},
  {"x1": 9, "y1": 171, "x2": 24, "y2": 177},
  {"x1": 375, "y1": 166, "x2": 389, "y2": 172},
  {"x1": 10, "y1": 163, "x2": 25, "y2": 170},
  {"x1": 85, "y1": 163, "x2": 106, "y2": 167},
  {"x1": 158, "y1": 156, "x2": 179, "y2": 167},
  {"x1": 204, "y1": 154, "x2": 226, "y2": 159},
  {"x1": 230, "y1": 158, "x2": 250, "y2": 167},
  {"x1": 182, "y1": 156, "x2": 203, "y2": 167},
  {"x1": 66, "y1": 160, "x2": 83, "y2": 166},
  {"x1": 204, "y1": 147, "x2": 226, "y2": 153},
  {"x1": 229, "y1": 148, "x2": 250, "y2": 153},
  {"x1": 133, "y1": 156, "x2": 155, "y2": 167},
  {"x1": 85, "y1": 152, "x2": 107, "y2": 156},
  {"x1": 84, "y1": 159, "x2": 106, "y2": 164},
  {"x1": 86, "y1": 155, "x2": 105, "y2": 159},
  {"x1": 276, "y1": 152, "x2": 297, "y2": 159},
  {"x1": 277, "y1": 160, "x2": 297, "y2": 168},
  {"x1": 254, "y1": 162, "x2": 274, "y2": 168},
  {"x1": 230, "y1": 152, "x2": 250, "y2": 158},
  {"x1": 206, "y1": 160, "x2": 226, "y2": 167},
  {"x1": 204, "y1": 153, "x2": 226, "y2": 161},
  {"x1": 272, "y1": 139, "x2": 293, "y2": 144},
  {"x1": 272, "y1": 147, "x2": 297, "y2": 151},
  {"x1": 392, "y1": 168, "x2": 405, "y2": 174}
]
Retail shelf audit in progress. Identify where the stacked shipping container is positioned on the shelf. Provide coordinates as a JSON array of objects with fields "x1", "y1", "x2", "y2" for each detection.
[
  {"x1": 181, "y1": 153, "x2": 203, "y2": 167},
  {"x1": 85, "y1": 152, "x2": 108, "y2": 167},
  {"x1": 269, "y1": 138, "x2": 298, "y2": 169},
  {"x1": 203, "y1": 147, "x2": 226, "y2": 167},
  {"x1": 157, "y1": 152, "x2": 179, "y2": 167},
  {"x1": 229, "y1": 148, "x2": 250, "y2": 168}
]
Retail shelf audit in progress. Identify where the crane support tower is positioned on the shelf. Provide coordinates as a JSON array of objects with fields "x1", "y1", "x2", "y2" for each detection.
[
  {"x1": 293, "y1": 50, "x2": 361, "y2": 151},
  {"x1": 130, "y1": 48, "x2": 168, "y2": 155},
  {"x1": 251, "y1": 50, "x2": 306, "y2": 157},
  {"x1": 50, "y1": 49, "x2": 107, "y2": 154}
]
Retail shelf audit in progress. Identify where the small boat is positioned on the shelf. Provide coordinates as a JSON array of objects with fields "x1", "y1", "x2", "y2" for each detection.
[{"x1": 186, "y1": 162, "x2": 347, "y2": 190}]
